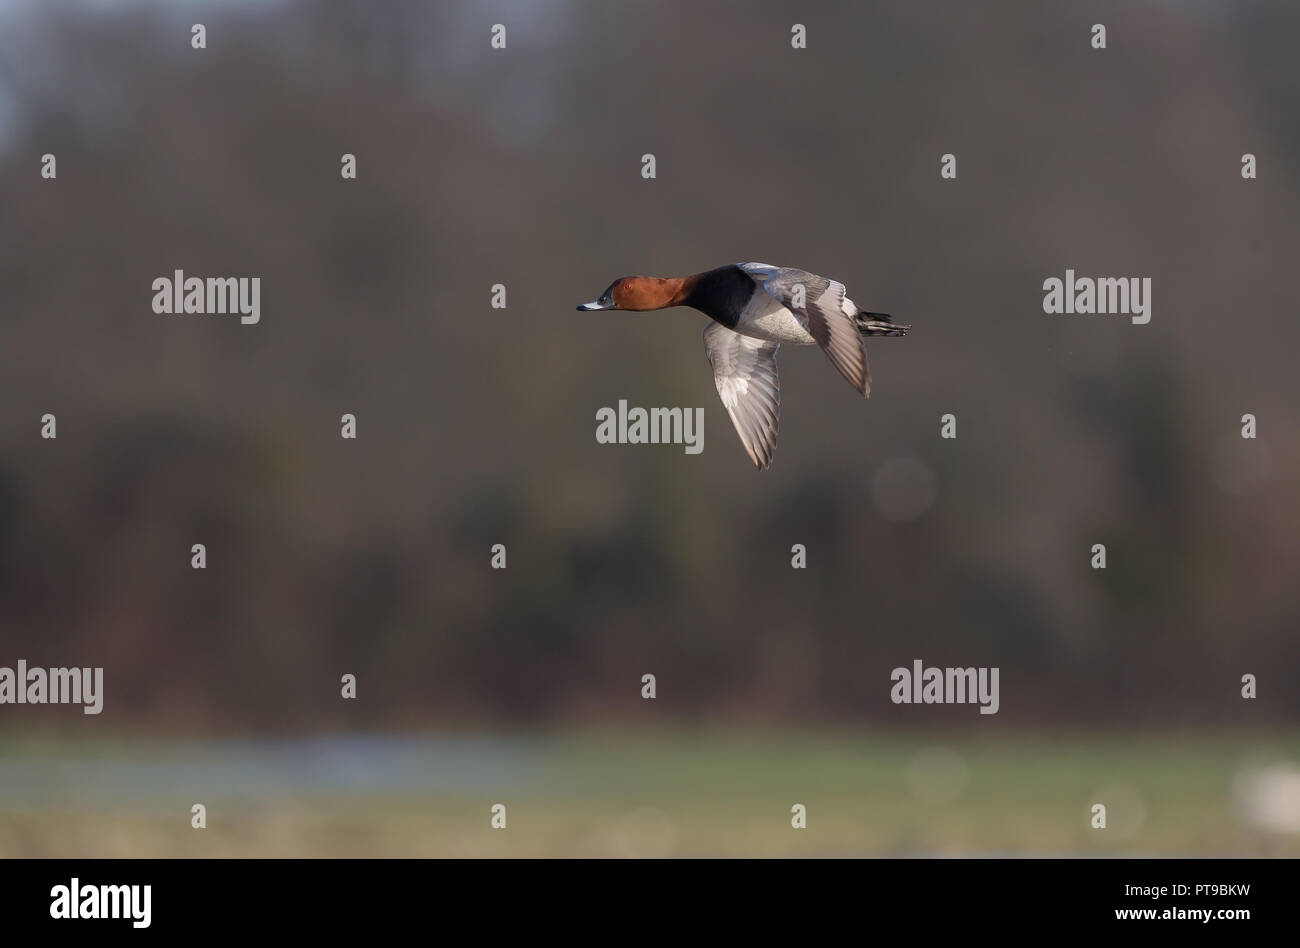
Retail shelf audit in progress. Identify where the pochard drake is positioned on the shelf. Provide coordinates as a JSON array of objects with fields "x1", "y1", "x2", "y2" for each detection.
[{"x1": 577, "y1": 263, "x2": 909, "y2": 469}]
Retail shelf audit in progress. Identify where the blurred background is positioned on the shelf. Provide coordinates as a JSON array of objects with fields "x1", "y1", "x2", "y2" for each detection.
[{"x1": 0, "y1": 0, "x2": 1297, "y2": 856}]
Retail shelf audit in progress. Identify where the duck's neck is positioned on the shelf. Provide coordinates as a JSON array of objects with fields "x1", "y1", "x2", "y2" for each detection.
[
  {"x1": 657, "y1": 275, "x2": 696, "y2": 309},
  {"x1": 677, "y1": 265, "x2": 754, "y2": 328}
]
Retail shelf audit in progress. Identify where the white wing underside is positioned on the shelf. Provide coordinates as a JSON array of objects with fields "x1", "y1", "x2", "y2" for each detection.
[{"x1": 703, "y1": 321, "x2": 781, "y2": 470}]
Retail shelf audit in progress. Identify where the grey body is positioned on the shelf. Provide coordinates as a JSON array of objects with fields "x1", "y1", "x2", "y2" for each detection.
[{"x1": 701, "y1": 263, "x2": 908, "y2": 469}]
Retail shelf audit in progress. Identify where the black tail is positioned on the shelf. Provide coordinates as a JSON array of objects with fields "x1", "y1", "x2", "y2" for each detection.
[{"x1": 855, "y1": 311, "x2": 910, "y2": 337}]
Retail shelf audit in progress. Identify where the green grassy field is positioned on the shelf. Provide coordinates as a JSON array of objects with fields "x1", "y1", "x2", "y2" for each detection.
[{"x1": 2, "y1": 729, "x2": 1296, "y2": 857}]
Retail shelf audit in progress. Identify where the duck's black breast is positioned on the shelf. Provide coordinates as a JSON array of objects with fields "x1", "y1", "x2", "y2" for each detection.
[{"x1": 682, "y1": 265, "x2": 755, "y2": 330}]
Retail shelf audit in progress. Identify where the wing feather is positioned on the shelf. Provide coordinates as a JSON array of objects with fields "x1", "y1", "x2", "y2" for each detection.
[
  {"x1": 703, "y1": 322, "x2": 781, "y2": 470},
  {"x1": 750, "y1": 266, "x2": 870, "y2": 396}
]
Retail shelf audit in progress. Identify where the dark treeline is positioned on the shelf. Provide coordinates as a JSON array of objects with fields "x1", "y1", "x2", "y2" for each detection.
[{"x1": 0, "y1": 0, "x2": 1297, "y2": 731}]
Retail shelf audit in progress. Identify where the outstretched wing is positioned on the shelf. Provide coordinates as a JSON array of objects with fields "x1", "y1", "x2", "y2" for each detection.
[
  {"x1": 742, "y1": 264, "x2": 870, "y2": 396},
  {"x1": 703, "y1": 321, "x2": 781, "y2": 470}
]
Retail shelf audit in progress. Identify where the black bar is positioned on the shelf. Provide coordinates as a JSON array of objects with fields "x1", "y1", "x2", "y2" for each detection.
[{"x1": 2, "y1": 858, "x2": 1283, "y2": 935}]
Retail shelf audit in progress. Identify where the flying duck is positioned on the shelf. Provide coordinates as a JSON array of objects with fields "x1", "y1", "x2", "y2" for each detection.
[{"x1": 577, "y1": 263, "x2": 909, "y2": 469}]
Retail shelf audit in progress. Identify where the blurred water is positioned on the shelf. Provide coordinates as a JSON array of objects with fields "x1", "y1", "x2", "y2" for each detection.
[{"x1": 0, "y1": 735, "x2": 550, "y2": 804}]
